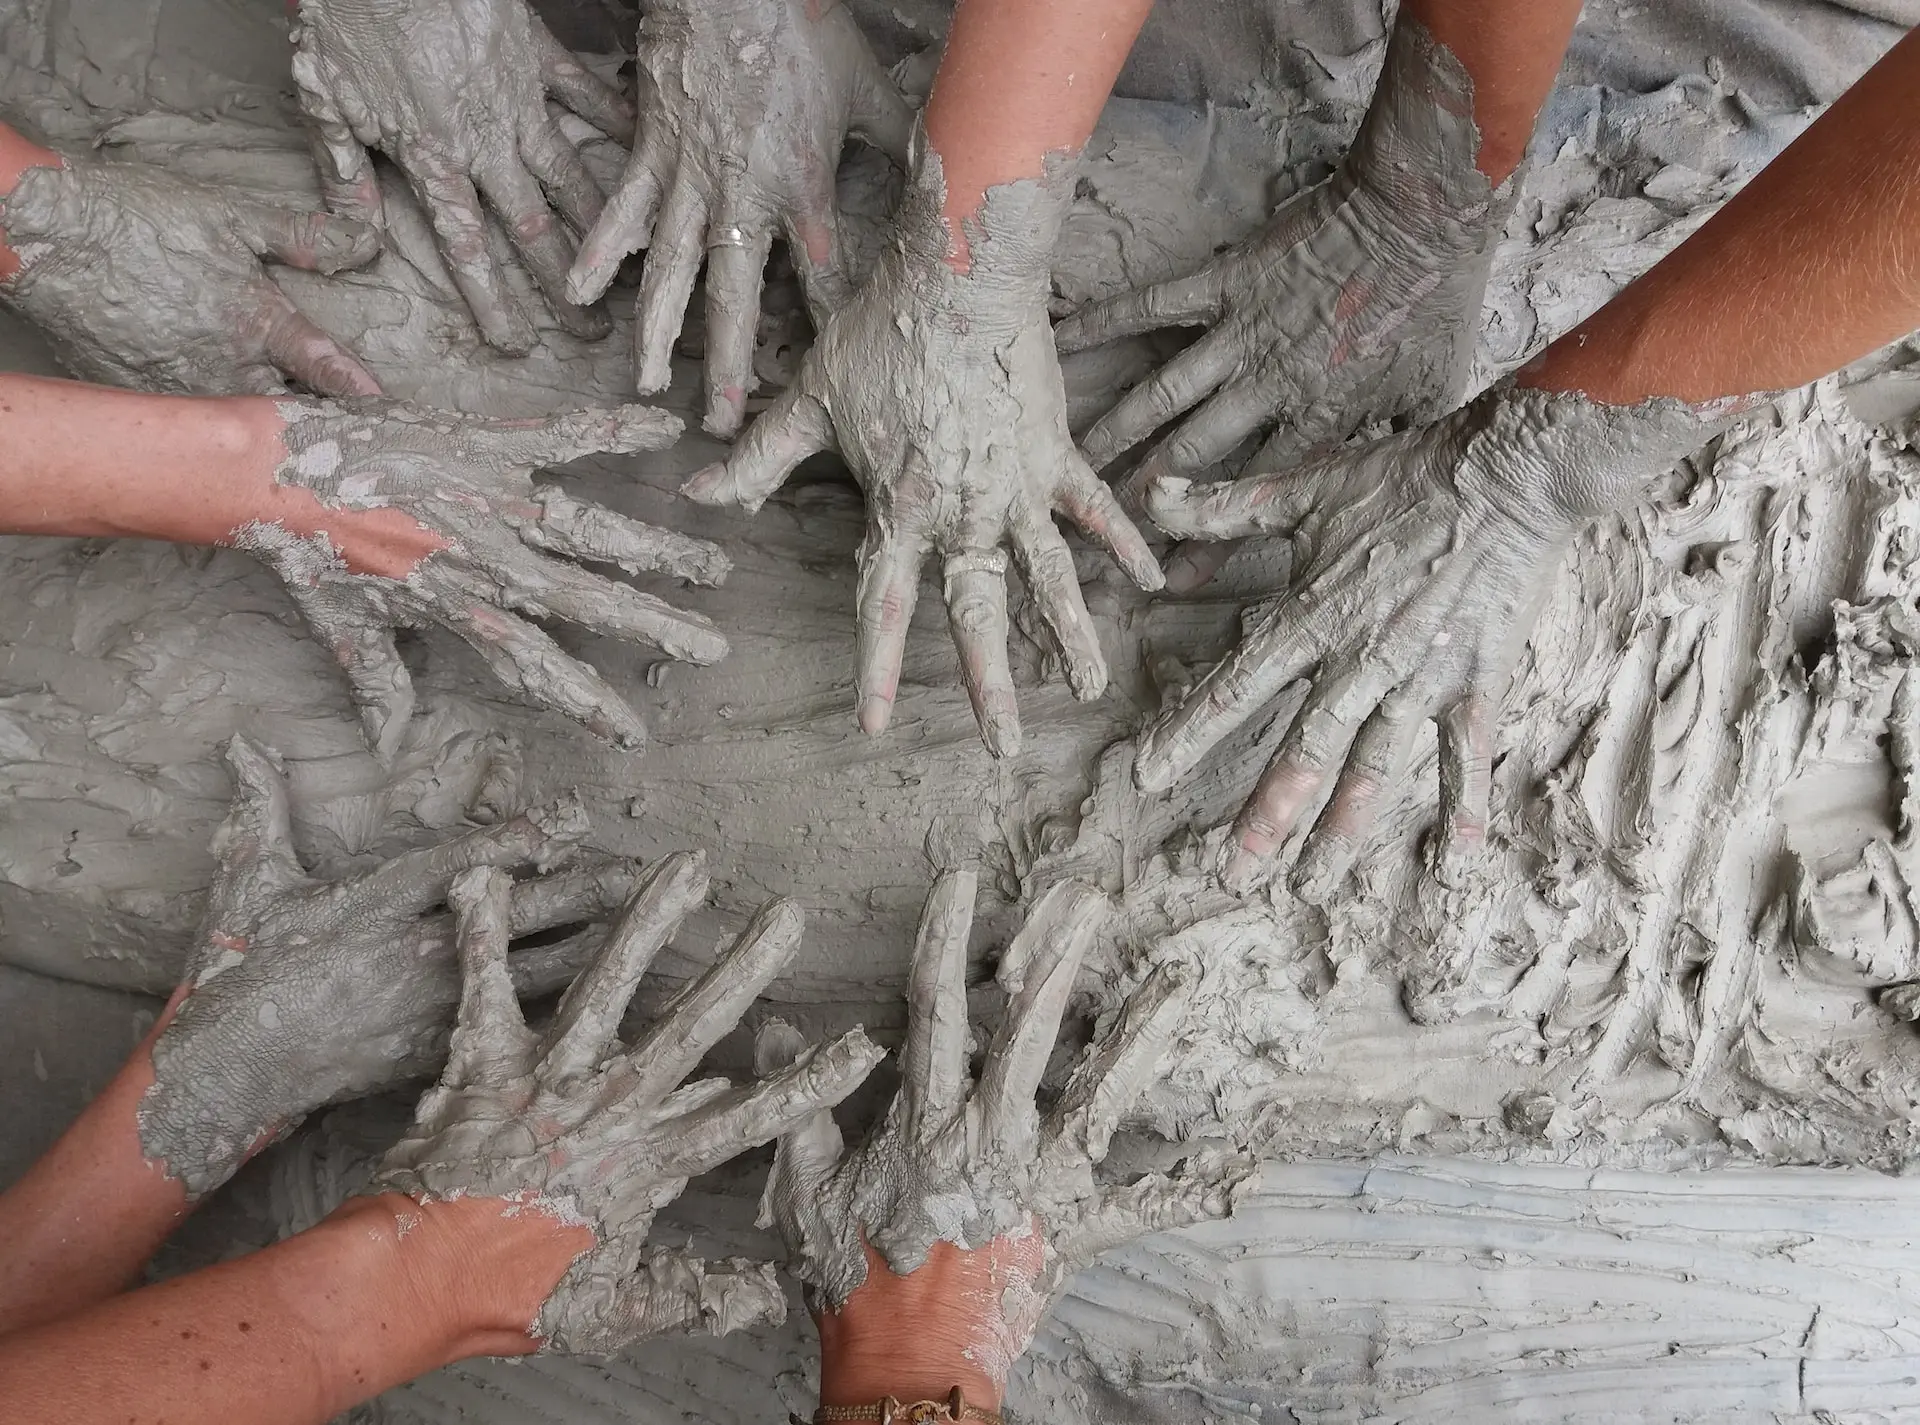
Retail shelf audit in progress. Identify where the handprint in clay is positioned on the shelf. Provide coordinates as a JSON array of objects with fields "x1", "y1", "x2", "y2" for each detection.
[
  {"x1": 566, "y1": 0, "x2": 912, "y2": 438},
  {"x1": 683, "y1": 142, "x2": 1164, "y2": 756},
  {"x1": 290, "y1": 0, "x2": 633, "y2": 352},
  {"x1": 1055, "y1": 17, "x2": 1512, "y2": 591},
  {"x1": 374, "y1": 858, "x2": 884, "y2": 1352},
  {"x1": 0, "y1": 157, "x2": 381, "y2": 396},
  {"x1": 138, "y1": 735, "x2": 641, "y2": 1200},
  {"x1": 243, "y1": 398, "x2": 730, "y2": 758},
  {"x1": 1134, "y1": 383, "x2": 1743, "y2": 898},
  {"x1": 756, "y1": 869, "x2": 1251, "y2": 1375}
]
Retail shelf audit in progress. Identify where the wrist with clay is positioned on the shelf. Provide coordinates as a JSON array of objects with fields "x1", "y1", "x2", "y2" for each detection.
[
  {"x1": 814, "y1": 1240, "x2": 1012, "y2": 1409},
  {"x1": 0, "y1": 126, "x2": 61, "y2": 282}
]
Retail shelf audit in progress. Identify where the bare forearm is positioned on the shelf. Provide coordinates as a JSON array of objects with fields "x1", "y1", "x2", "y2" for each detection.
[
  {"x1": 922, "y1": 0, "x2": 1153, "y2": 227},
  {"x1": 1523, "y1": 27, "x2": 1920, "y2": 404},
  {"x1": 0, "y1": 1195, "x2": 568, "y2": 1425},
  {"x1": 1400, "y1": 0, "x2": 1581, "y2": 182},
  {"x1": 0, "y1": 1007, "x2": 188, "y2": 1335},
  {"x1": 0, "y1": 372, "x2": 441, "y2": 576},
  {"x1": 0, "y1": 119, "x2": 62, "y2": 279}
]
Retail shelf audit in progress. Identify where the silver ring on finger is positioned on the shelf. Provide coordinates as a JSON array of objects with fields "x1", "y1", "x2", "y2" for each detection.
[{"x1": 708, "y1": 226, "x2": 749, "y2": 250}]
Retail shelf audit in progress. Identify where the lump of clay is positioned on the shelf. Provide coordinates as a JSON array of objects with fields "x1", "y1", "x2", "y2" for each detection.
[
  {"x1": 755, "y1": 867, "x2": 1252, "y2": 1352},
  {"x1": 374, "y1": 857, "x2": 884, "y2": 1353},
  {"x1": 290, "y1": 0, "x2": 632, "y2": 353},
  {"x1": 139, "y1": 734, "x2": 630, "y2": 1201},
  {"x1": 566, "y1": 0, "x2": 912, "y2": 438},
  {"x1": 249, "y1": 397, "x2": 732, "y2": 758},
  {"x1": 0, "y1": 156, "x2": 382, "y2": 395}
]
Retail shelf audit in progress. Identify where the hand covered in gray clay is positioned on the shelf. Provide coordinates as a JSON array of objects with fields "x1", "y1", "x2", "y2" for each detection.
[
  {"x1": 1055, "y1": 17, "x2": 1511, "y2": 592},
  {"x1": 290, "y1": 0, "x2": 633, "y2": 352},
  {"x1": 374, "y1": 856, "x2": 885, "y2": 1353},
  {"x1": 1135, "y1": 383, "x2": 1745, "y2": 897},
  {"x1": 0, "y1": 158, "x2": 381, "y2": 396},
  {"x1": 241, "y1": 398, "x2": 730, "y2": 758},
  {"x1": 566, "y1": 0, "x2": 911, "y2": 438},
  {"x1": 756, "y1": 869, "x2": 1250, "y2": 1357},
  {"x1": 682, "y1": 140, "x2": 1164, "y2": 756},
  {"x1": 138, "y1": 734, "x2": 625, "y2": 1201}
]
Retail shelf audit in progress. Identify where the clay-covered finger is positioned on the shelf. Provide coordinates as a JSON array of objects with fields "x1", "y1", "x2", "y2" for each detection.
[
  {"x1": 702, "y1": 218, "x2": 776, "y2": 438},
  {"x1": 530, "y1": 17, "x2": 634, "y2": 138},
  {"x1": 1221, "y1": 667, "x2": 1386, "y2": 895},
  {"x1": 1053, "y1": 264, "x2": 1226, "y2": 356},
  {"x1": 1131, "y1": 375, "x2": 1281, "y2": 486},
  {"x1": 505, "y1": 927, "x2": 602, "y2": 998},
  {"x1": 1141, "y1": 466, "x2": 1321, "y2": 543},
  {"x1": 976, "y1": 880, "x2": 1106, "y2": 1151},
  {"x1": 1052, "y1": 456, "x2": 1165, "y2": 593},
  {"x1": 846, "y1": 37, "x2": 914, "y2": 165},
  {"x1": 457, "y1": 538, "x2": 729, "y2": 665},
  {"x1": 475, "y1": 154, "x2": 608, "y2": 341},
  {"x1": 399, "y1": 148, "x2": 538, "y2": 354},
  {"x1": 254, "y1": 287, "x2": 382, "y2": 397},
  {"x1": 433, "y1": 599, "x2": 651, "y2": 747},
  {"x1": 1008, "y1": 511, "x2": 1107, "y2": 702},
  {"x1": 657, "y1": 1027, "x2": 884, "y2": 1180},
  {"x1": 1429, "y1": 694, "x2": 1492, "y2": 887},
  {"x1": 522, "y1": 487, "x2": 731, "y2": 586},
  {"x1": 206, "y1": 734, "x2": 308, "y2": 907},
  {"x1": 753, "y1": 1020, "x2": 849, "y2": 1230},
  {"x1": 633, "y1": 175, "x2": 711, "y2": 394},
  {"x1": 234, "y1": 200, "x2": 380, "y2": 274},
  {"x1": 1162, "y1": 539, "x2": 1240, "y2": 594},
  {"x1": 1291, "y1": 687, "x2": 1425, "y2": 905},
  {"x1": 508, "y1": 858, "x2": 645, "y2": 934},
  {"x1": 459, "y1": 402, "x2": 684, "y2": 466},
  {"x1": 900, "y1": 869, "x2": 978, "y2": 1130},
  {"x1": 443, "y1": 866, "x2": 537, "y2": 1089},
  {"x1": 1047, "y1": 960, "x2": 1191, "y2": 1162},
  {"x1": 277, "y1": 577, "x2": 415, "y2": 761},
  {"x1": 538, "y1": 851, "x2": 708, "y2": 1084},
  {"x1": 519, "y1": 116, "x2": 607, "y2": 237},
  {"x1": 620, "y1": 898, "x2": 805, "y2": 1106},
  {"x1": 1079, "y1": 329, "x2": 1241, "y2": 472},
  {"x1": 853, "y1": 527, "x2": 928, "y2": 736},
  {"x1": 1133, "y1": 609, "x2": 1322, "y2": 796},
  {"x1": 681, "y1": 388, "x2": 834, "y2": 512},
  {"x1": 943, "y1": 552, "x2": 1021, "y2": 758},
  {"x1": 360, "y1": 796, "x2": 592, "y2": 916},
  {"x1": 567, "y1": 136, "x2": 669, "y2": 306}
]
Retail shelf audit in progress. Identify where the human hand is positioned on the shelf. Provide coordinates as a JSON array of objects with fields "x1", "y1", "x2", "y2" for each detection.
[
  {"x1": 241, "y1": 397, "x2": 728, "y2": 758},
  {"x1": 682, "y1": 144, "x2": 1163, "y2": 756},
  {"x1": 136, "y1": 735, "x2": 630, "y2": 1200},
  {"x1": 757, "y1": 870, "x2": 1250, "y2": 1402},
  {"x1": 0, "y1": 157, "x2": 381, "y2": 396},
  {"x1": 1134, "y1": 384, "x2": 1742, "y2": 897},
  {"x1": 566, "y1": 0, "x2": 911, "y2": 438},
  {"x1": 374, "y1": 857, "x2": 884, "y2": 1353},
  {"x1": 1055, "y1": 19, "x2": 1510, "y2": 591},
  {"x1": 290, "y1": 0, "x2": 632, "y2": 353}
]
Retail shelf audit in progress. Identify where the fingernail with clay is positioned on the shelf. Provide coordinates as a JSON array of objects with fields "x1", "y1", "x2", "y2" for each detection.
[
  {"x1": 1221, "y1": 835, "x2": 1275, "y2": 897},
  {"x1": 681, "y1": 462, "x2": 732, "y2": 506},
  {"x1": 858, "y1": 695, "x2": 891, "y2": 736}
]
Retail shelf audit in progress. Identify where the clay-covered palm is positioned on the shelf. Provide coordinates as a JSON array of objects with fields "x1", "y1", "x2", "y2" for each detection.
[
  {"x1": 566, "y1": 0, "x2": 911, "y2": 438},
  {"x1": 290, "y1": 0, "x2": 632, "y2": 353},
  {"x1": 682, "y1": 150, "x2": 1163, "y2": 756},
  {"x1": 1055, "y1": 16, "x2": 1508, "y2": 592},
  {"x1": 756, "y1": 869, "x2": 1250, "y2": 1365},
  {"x1": 1135, "y1": 384, "x2": 1731, "y2": 898},
  {"x1": 137, "y1": 735, "x2": 625, "y2": 1200},
  {"x1": 0, "y1": 159, "x2": 380, "y2": 396},
  {"x1": 243, "y1": 399, "x2": 729, "y2": 758},
  {"x1": 374, "y1": 857, "x2": 884, "y2": 1353}
]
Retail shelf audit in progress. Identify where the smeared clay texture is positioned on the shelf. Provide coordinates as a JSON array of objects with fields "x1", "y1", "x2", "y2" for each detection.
[
  {"x1": 0, "y1": 155, "x2": 381, "y2": 394},
  {"x1": 374, "y1": 858, "x2": 884, "y2": 1352},
  {"x1": 567, "y1": 0, "x2": 911, "y2": 436},
  {"x1": 246, "y1": 397, "x2": 727, "y2": 758}
]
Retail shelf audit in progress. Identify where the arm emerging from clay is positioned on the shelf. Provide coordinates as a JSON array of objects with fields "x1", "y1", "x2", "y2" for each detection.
[
  {"x1": 679, "y1": 0, "x2": 1166, "y2": 757},
  {"x1": 1135, "y1": 26, "x2": 1920, "y2": 898},
  {"x1": 0, "y1": 807, "x2": 881, "y2": 1422},
  {"x1": 0, "y1": 371, "x2": 731, "y2": 754},
  {"x1": 0, "y1": 120, "x2": 382, "y2": 395},
  {"x1": 757, "y1": 869, "x2": 1251, "y2": 1414}
]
